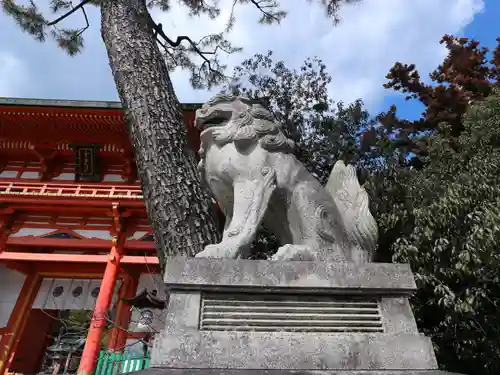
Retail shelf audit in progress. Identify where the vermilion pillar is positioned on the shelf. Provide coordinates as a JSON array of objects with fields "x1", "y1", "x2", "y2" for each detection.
[
  {"x1": 77, "y1": 237, "x2": 124, "y2": 375},
  {"x1": 105, "y1": 275, "x2": 128, "y2": 352},
  {"x1": 106, "y1": 272, "x2": 139, "y2": 351},
  {"x1": 0, "y1": 272, "x2": 41, "y2": 375}
]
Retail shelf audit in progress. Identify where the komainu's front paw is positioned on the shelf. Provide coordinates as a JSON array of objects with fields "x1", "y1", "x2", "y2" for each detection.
[
  {"x1": 194, "y1": 243, "x2": 239, "y2": 259},
  {"x1": 271, "y1": 244, "x2": 317, "y2": 261}
]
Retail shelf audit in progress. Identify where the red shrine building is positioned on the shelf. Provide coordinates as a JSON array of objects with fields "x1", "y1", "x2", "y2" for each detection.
[{"x1": 0, "y1": 97, "x2": 202, "y2": 375}]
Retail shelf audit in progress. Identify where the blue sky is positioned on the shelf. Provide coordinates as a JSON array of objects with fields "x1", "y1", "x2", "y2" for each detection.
[{"x1": 0, "y1": 0, "x2": 496, "y2": 121}]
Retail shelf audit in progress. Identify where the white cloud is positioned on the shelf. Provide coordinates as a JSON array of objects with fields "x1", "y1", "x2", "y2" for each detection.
[
  {"x1": 153, "y1": 0, "x2": 484, "y2": 109},
  {"x1": 0, "y1": 52, "x2": 30, "y2": 97},
  {"x1": 0, "y1": 0, "x2": 485, "y2": 108}
]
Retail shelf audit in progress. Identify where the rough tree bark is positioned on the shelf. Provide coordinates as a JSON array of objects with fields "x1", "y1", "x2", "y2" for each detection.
[{"x1": 100, "y1": 0, "x2": 221, "y2": 269}]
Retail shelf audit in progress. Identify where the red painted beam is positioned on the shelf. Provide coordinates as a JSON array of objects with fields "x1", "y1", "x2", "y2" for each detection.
[
  {"x1": 7, "y1": 237, "x2": 112, "y2": 249},
  {"x1": 4, "y1": 261, "x2": 34, "y2": 275},
  {"x1": 0, "y1": 180, "x2": 140, "y2": 189},
  {"x1": 6, "y1": 237, "x2": 155, "y2": 251},
  {"x1": 0, "y1": 196, "x2": 145, "y2": 208},
  {"x1": 0, "y1": 252, "x2": 159, "y2": 264},
  {"x1": 1, "y1": 205, "x2": 148, "y2": 219},
  {"x1": 35, "y1": 262, "x2": 107, "y2": 276}
]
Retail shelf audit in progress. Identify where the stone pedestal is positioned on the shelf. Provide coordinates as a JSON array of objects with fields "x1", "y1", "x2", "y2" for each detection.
[{"x1": 144, "y1": 257, "x2": 462, "y2": 375}]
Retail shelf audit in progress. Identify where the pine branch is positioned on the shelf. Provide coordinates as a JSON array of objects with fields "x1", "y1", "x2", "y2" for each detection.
[
  {"x1": 246, "y1": 0, "x2": 286, "y2": 24},
  {"x1": 2, "y1": 0, "x2": 90, "y2": 55},
  {"x1": 48, "y1": 0, "x2": 90, "y2": 55},
  {"x1": 150, "y1": 20, "x2": 212, "y2": 66},
  {"x1": 249, "y1": 0, "x2": 281, "y2": 22},
  {"x1": 47, "y1": 0, "x2": 91, "y2": 26},
  {"x1": 149, "y1": 15, "x2": 234, "y2": 86}
]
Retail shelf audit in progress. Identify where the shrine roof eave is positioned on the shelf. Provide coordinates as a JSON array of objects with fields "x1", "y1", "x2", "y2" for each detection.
[
  {"x1": 0, "y1": 97, "x2": 202, "y2": 111},
  {"x1": 0, "y1": 97, "x2": 203, "y2": 143}
]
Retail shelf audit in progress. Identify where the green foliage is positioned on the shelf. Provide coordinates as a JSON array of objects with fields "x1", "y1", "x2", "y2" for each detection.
[
  {"x1": 371, "y1": 92, "x2": 500, "y2": 375},
  {"x1": 362, "y1": 33, "x2": 500, "y2": 374},
  {"x1": 2, "y1": 0, "x2": 359, "y2": 88}
]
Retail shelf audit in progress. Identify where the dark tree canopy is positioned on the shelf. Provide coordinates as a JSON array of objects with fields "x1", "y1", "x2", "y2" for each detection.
[
  {"x1": 371, "y1": 91, "x2": 500, "y2": 375},
  {"x1": 366, "y1": 35, "x2": 500, "y2": 260},
  {"x1": 368, "y1": 35, "x2": 500, "y2": 261},
  {"x1": 362, "y1": 34, "x2": 500, "y2": 375}
]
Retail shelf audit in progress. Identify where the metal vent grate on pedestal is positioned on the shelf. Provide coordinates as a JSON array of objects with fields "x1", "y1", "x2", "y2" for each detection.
[{"x1": 199, "y1": 293, "x2": 384, "y2": 333}]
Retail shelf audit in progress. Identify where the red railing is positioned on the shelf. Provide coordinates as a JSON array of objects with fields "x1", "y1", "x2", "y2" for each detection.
[{"x1": 0, "y1": 181, "x2": 143, "y2": 200}]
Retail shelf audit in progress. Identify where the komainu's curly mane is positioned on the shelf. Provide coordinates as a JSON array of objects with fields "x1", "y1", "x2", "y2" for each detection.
[{"x1": 196, "y1": 94, "x2": 295, "y2": 154}]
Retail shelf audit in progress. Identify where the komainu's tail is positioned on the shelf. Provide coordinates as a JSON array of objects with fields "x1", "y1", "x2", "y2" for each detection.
[{"x1": 325, "y1": 160, "x2": 378, "y2": 262}]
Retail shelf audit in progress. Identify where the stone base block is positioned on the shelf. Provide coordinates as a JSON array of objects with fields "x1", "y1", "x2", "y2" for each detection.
[
  {"x1": 137, "y1": 369, "x2": 463, "y2": 375},
  {"x1": 152, "y1": 331, "x2": 437, "y2": 370},
  {"x1": 149, "y1": 257, "x2": 462, "y2": 374}
]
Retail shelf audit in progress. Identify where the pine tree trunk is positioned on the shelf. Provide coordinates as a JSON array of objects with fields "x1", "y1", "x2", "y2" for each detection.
[{"x1": 100, "y1": 0, "x2": 221, "y2": 269}]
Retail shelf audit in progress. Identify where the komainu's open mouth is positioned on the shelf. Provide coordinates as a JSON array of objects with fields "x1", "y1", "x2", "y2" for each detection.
[{"x1": 195, "y1": 108, "x2": 233, "y2": 131}]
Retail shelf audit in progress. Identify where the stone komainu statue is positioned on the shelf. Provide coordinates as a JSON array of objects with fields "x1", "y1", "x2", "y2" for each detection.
[{"x1": 194, "y1": 94, "x2": 378, "y2": 263}]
